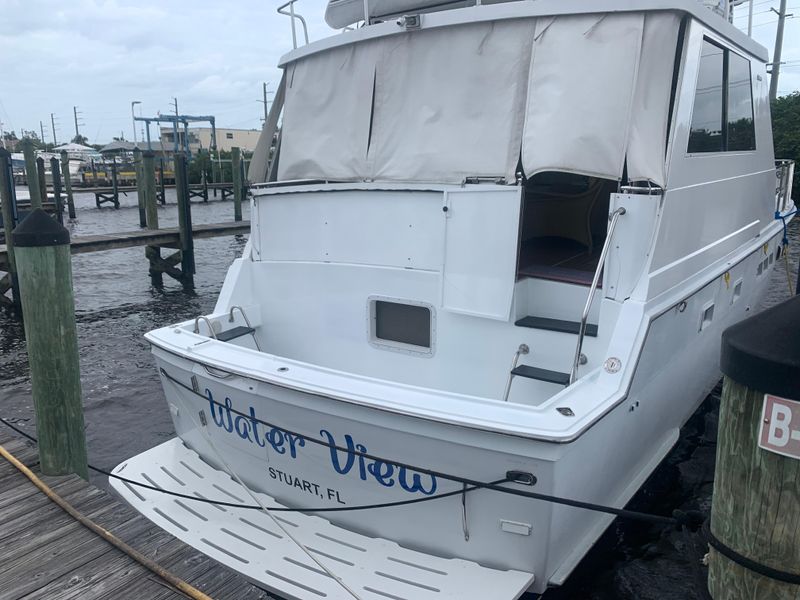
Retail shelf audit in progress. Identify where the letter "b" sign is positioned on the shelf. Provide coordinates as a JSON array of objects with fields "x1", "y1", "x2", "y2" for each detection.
[{"x1": 760, "y1": 394, "x2": 800, "y2": 459}]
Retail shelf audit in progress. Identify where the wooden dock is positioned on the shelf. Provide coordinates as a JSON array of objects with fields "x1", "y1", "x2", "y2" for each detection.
[
  {"x1": 0, "y1": 221, "x2": 249, "y2": 269},
  {"x1": 0, "y1": 427, "x2": 268, "y2": 600}
]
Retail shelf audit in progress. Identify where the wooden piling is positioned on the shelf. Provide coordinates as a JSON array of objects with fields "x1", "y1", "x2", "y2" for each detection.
[
  {"x1": 142, "y1": 152, "x2": 161, "y2": 286},
  {"x1": 60, "y1": 150, "x2": 76, "y2": 219},
  {"x1": 50, "y1": 158, "x2": 64, "y2": 225},
  {"x1": 232, "y1": 147, "x2": 243, "y2": 222},
  {"x1": 708, "y1": 295, "x2": 800, "y2": 598},
  {"x1": 36, "y1": 157, "x2": 47, "y2": 205},
  {"x1": 0, "y1": 148, "x2": 21, "y2": 310},
  {"x1": 134, "y1": 149, "x2": 147, "y2": 228},
  {"x1": 158, "y1": 159, "x2": 166, "y2": 205},
  {"x1": 12, "y1": 209, "x2": 88, "y2": 479},
  {"x1": 110, "y1": 160, "x2": 120, "y2": 209},
  {"x1": 174, "y1": 153, "x2": 195, "y2": 284},
  {"x1": 21, "y1": 139, "x2": 42, "y2": 209}
]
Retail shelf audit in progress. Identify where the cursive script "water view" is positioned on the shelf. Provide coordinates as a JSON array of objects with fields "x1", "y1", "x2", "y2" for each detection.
[{"x1": 205, "y1": 389, "x2": 438, "y2": 496}]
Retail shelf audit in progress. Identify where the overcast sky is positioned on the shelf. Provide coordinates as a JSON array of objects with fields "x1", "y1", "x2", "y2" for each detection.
[{"x1": 0, "y1": 0, "x2": 797, "y2": 145}]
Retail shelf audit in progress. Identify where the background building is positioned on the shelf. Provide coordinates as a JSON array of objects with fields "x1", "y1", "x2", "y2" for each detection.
[{"x1": 159, "y1": 126, "x2": 261, "y2": 153}]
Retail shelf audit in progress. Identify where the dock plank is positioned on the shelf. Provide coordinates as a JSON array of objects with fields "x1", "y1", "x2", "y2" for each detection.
[{"x1": 0, "y1": 427, "x2": 267, "y2": 600}]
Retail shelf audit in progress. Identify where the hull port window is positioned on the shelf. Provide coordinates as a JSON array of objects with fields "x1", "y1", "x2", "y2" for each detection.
[
  {"x1": 517, "y1": 172, "x2": 617, "y2": 286},
  {"x1": 370, "y1": 299, "x2": 433, "y2": 354},
  {"x1": 688, "y1": 39, "x2": 756, "y2": 153}
]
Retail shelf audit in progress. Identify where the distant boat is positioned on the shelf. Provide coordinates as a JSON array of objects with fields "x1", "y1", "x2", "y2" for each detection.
[{"x1": 112, "y1": 0, "x2": 796, "y2": 598}]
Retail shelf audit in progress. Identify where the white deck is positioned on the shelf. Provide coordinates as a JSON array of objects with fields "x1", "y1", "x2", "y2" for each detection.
[{"x1": 111, "y1": 438, "x2": 535, "y2": 600}]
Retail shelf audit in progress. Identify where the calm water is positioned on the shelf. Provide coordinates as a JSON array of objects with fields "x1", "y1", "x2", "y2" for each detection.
[{"x1": 0, "y1": 190, "x2": 797, "y2": 599}]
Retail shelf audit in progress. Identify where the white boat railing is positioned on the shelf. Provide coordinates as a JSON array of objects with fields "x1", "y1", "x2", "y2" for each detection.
[
  {"x1": 278, "y1": 0, "x2": 310, "y2": 49},
  {"x1": 776, "y1": 159, "x2": 795, "y2": 214},
  {"x1": 569, "y1": 206, "x2": 626, "y2": 385}
]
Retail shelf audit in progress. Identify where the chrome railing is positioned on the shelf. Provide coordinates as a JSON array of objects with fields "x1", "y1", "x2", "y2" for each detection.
[
  {"x1": 776, "y1": 159, "x2": 795, "y2": 215},
  {"x1": 569, "y1": 206, "x2": 626, "y2": 384},
  {"x1": 278, "y1": 0, "x2": 310, "y2": 49}
]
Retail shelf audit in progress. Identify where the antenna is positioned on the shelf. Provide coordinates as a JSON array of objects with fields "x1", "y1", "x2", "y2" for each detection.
[
  {"x1": 73, "y1": 106, "x2": 85, "y2": 140},
  {"x1": 50, "y1": 113, "x2": 59, "y2": 146}
]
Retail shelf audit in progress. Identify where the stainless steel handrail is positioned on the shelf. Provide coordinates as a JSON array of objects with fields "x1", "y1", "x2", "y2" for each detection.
[
  {"x1": 229, "y1": 305, "x2": 262, "y2": 352},
  {"x1": 776, "y1": 159, "x2": 795, "y2": 214},
  {"x1": 277, "y1": 0, "x2": 309, "y2": 49},
  {"x1": 569, "y1": 207, "x2": 626, "y2": 384},
  {"x1": 502, "y1": 344, "x2": 529, "y2": 402},
  {"x1": 193, "y1": 316, "x2": 218, "y2": 339}
]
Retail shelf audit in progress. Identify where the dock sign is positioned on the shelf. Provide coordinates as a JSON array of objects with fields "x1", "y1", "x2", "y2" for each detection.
[{"x1": 759, "y1": 394, "x2": 800, "y2": 459}]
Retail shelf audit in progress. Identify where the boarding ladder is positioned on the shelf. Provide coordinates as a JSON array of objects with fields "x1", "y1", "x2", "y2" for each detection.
[{"x1": 194, "y1": 306, "x2": 261, "y2": 351}]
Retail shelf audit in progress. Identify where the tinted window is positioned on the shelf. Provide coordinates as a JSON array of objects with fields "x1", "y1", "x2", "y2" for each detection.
[
  {"x1": 374, "y1": 301, "x2": 431, "y2": 348},
  {"x1": 727, "y1": 51, "x2": 756, "y2": 151},
  {"x1": 688, "y1": 40, "x2": 724, "y2": 153}
]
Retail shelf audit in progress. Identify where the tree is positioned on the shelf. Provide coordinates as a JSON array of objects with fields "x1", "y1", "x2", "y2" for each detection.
[
  {"x1": 772, "y1": 92, "x2": 800, "y2": 199},
  {"x1": 72, "y1": 134, "x2": 89, "y2": 145}
]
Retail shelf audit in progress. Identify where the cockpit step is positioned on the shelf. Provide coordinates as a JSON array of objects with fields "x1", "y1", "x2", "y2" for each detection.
[
  {"x1": 514, "y1": 316, "x2": 598, "y2": 337},
  {"x1": 215, "y1": 325, "x2": 256, "y2": 342},
  {"x1": 511, "y1": 365, "x2": 571, "y2": 386}
]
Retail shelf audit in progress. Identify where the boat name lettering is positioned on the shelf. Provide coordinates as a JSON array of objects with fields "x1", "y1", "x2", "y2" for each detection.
[{"x1": 204, "y1": 390, "x2": 437, "y2": 496}]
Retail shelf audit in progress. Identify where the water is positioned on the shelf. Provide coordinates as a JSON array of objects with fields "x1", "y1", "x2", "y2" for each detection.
[{"x1": 0, "y1": 192, "x2": 797, "y2": 599}]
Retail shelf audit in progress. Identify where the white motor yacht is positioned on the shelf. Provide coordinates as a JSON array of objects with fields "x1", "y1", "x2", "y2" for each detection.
[{"x1": 112, "y1": 1, "x2": 796, "y2": 598}]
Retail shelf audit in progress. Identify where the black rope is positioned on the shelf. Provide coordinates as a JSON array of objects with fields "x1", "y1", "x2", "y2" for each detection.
[
  {"x1": 704, "y1": 520, "x2": 800, "y2": 585},
  {"x1": 1, "y1": 377, "x2": 697, "y2": 529}
]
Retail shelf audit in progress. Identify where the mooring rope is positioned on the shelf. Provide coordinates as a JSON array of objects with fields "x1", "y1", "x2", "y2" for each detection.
[{"x1": 1, "y1": 402, "x2": 703, "y2": 529}]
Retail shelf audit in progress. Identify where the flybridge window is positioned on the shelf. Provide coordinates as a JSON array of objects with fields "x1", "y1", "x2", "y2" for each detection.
[
  {"x1": 688, "y1": 39, "x2": 756, "y2": 153},
  {"x1": 370, "y1": 299, "x2": 432, "y2": 353}
]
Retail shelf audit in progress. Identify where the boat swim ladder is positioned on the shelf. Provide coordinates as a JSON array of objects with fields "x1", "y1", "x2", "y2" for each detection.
[
  {"x1": 229, "y1": 305, "x2": 262, "y2": 351},
  {"x1": 569, "y1": 207, "x2": 626, "y2": 384},
  {"x1": 278, "y1": 0, "x2": 309, "y2": 49},
  {"x1": 502, "y1": 344, "x2": 529, "y2": 402}
]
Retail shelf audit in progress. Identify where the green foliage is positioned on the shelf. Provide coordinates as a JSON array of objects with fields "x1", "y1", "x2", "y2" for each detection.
[
  {"x1": 71, "y1": 134, "x2": 89, "y2": 145},
  {"x1": 772, "y1": 92, "x2": 800, "y2": 198}
]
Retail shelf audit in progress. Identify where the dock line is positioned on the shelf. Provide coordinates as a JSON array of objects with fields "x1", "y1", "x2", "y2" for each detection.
[{"x1": 0, "y1": 441, "x2": 215, "y2": 600}]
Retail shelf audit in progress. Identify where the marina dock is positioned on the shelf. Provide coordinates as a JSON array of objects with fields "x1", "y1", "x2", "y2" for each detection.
[
  {"x1": 0, "y1": 220, "x2": 249, "y2": 268},
  {"x1": 0, "y1": 427, "x2": 267, "y2": 600}
]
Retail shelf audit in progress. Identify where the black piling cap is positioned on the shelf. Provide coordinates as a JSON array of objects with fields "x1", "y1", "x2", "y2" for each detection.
[
  {"x1": 12, "y1": 208, "x2": 70, "y2": 247},
  {"x1": 721, "y1": 295, "x2": 800, "y2": 399}
]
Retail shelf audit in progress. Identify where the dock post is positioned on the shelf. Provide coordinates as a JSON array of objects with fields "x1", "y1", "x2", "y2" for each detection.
[
  {"x1": 158, "y1": 159, "x2": 166, "y2": 205},
  {"x1": 36, "y1": 157, "x2": 47, "y2": 207},
  {"x1": 202, "y1": 166, "x2": 209, "y2": 202},
  {"x1": 142, "y1": 151, "x2": 162, "y2": 286},
  {"x1": 110, "y1": 159, "x2": 119, "y2": 209},
  {"x1": 174, "y1": 153, "x2": 195, "y2": 285},
  {"x1": 50, "y1": 158, "x2": 64, "y2": 225},
  {"x1": 12, "y1": 209, "x2": 88, "y2": 479},
  {"x1": 211, "y1": 150, "x2": 220, "y2": 198},
  {"x1": 134, "y1": 148, "x2": 147, "y2": 228},
  {"x1": 21, "y1": 139, "x2": 42, "y2": 209},
  {"x1": 0, "y1": 149, "x2": 21, "y2": 310},
  {"x1": 708, "y1": 295, "x2": 800, "y2": 598},
  {"x1": 232, "y1": 147, "x2": 243, "y2": 222},
  {"x1": 60, "y1": 151, "x2": 76, "y2": 219}
]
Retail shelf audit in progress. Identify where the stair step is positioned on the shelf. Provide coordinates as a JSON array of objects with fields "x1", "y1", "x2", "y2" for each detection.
[
  {"x1": 514, "y1": 316, "x2": 598, "y2": 337},
  {"x1": 511, "y1": 365, "x2": 571, "y2": 386},
  {"x1": 215, "y1": 325, "x2": 256, "y2": 342}
]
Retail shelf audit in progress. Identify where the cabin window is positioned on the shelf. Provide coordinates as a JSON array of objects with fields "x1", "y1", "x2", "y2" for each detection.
[
  {"x1": 688, "y1": 39, "x2": 756, "y2": 154},
  {"x1": 369, "y1": 299, "x2": 432, "y2": 353},
  {"x1": 726, "y1": 52, "x2": 756, "y2": 151}
]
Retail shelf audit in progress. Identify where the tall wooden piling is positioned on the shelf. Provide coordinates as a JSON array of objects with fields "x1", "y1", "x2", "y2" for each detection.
[
  {"x1": 142, "y1": 152, "x2": 161, "y2": 286},
  {"x1": 12, "y1": 209, "x2": 88, "y2": 479},
  {"x1": 158, "y1": 159, "x2": 166, "y2": 205},
  {"x1": 0, "y1": 148, "x2": 21, "y2": 310},
  {"x1": 36, "y1": 157, "x2": 47, "y2": 205},
  {"x1": 20, "y1": 139, "x2": 42, "y2": 209},
  {"x1": 708, "y1": 295, "x2": 800, "y2": 598},
  {"x1": 134, "y1": 148, "x2": 147, "y2": 228},
  {"x1": 110, "y1": 159, "x2": 120, "y2": 209},
  {"x1": 50, "y1": 158, "x2": 64, "y2": 225},
  {"x1": 174, "y1": 153, "x2": 195, "y2": 284},
  {"x1": 60, "y1": 150, "x2": 76, "y2": 219},
  {"x1": 232, "y1": 147, "x2": 243, "y2": 222}
]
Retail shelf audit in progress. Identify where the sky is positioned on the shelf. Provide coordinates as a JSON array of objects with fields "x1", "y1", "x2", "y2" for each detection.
[{"x1": 0, "y1": 0, "x2": 798, "y2": 146}]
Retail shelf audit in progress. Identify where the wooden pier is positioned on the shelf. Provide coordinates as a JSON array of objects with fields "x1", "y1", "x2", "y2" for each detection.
[
  {"x1": 0, "y1": 221, "x2": 249, "y2": 269},
  {"x1": 0, "y1": 427, "x2": 267, "y2": 600}
]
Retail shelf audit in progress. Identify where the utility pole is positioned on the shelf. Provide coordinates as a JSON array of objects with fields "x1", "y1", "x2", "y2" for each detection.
[
  {"x1": 39, "y1": 121, "x2": 47, "y2": 145},
  {"x1": 262, "y1": 82, "x2": 270, "y2": 125},
  {"x1": 73, "y1": 106, "x2": 82, "y2": 139},
  {"x1": 769, "y1": 0, "x2": 791, "y2": 101},
  {"x1": 50, "y1": 113, "x2": 58, "y2": 146}
]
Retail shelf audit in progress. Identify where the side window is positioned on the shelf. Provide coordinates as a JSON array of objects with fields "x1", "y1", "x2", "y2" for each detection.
[
  {"x1": 688, "y1": 40, "x2": 724, "y2": 153},
  {"x1": 688, "y1": 38, "x2": 756, "y2": 154},
  {"x1": 727, "y1": 51, "x2": 756, "y2": 151}
]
